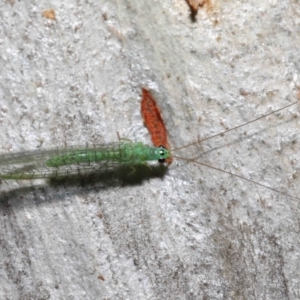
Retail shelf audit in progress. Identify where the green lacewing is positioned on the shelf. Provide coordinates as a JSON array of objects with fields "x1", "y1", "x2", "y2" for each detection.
[{"x1": 0, "y1": 101, "x2": 298, "y2": 200}]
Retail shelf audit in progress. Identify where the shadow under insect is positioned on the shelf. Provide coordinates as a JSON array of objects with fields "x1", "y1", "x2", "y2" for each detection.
[
  {"x1": 48, "y1": 162, "x2": 168, "y2": 187},
  {"x1": 0, "y1": 163, "x2": 168, "y2": 210}
]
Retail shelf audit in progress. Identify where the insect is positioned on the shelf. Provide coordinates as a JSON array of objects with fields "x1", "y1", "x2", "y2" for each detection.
[
  {"x1": 141, "y1": 88, "x2": 172, "y2": 164},
  {"x1": 0, "y1": 101, "x2": 298, "y2": 201},
  {"x1": 0, "y1": 142, "x2": 169, "y2": 180}
]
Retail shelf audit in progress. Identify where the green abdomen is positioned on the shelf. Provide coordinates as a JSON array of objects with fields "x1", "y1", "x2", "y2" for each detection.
[
  {"x1": 45, "y1": 149, "x2": 115, "y2": 167},
  {"x1": 45, "y1": 142, "x2": 166, "y2": 168}
]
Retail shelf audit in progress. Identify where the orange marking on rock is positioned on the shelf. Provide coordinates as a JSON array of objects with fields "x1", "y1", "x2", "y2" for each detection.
[
  {"x1": 42, "y1": 9, "x2": 56, "y2": 20},
  {"x1": 141, "y1": 88, "x2": 172, "y2": 164}
]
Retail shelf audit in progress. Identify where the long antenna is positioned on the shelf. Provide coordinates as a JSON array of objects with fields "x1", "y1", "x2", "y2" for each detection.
[
  {"x1": 172, "y1": 155, "x2": 300, "y2": 201},
  {"x1": 172, "y1": 102, "x2": 297, "y2": 152}
]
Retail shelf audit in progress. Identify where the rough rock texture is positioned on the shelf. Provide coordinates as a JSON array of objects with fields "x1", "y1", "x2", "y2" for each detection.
[{"x1": 0, "y1": 1, "x2": 299, "y2": 299}]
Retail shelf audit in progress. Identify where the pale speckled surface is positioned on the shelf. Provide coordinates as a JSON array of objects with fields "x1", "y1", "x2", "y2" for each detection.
[{"x1": 0, "y1": 1, "x2": 300, "y2": 299}]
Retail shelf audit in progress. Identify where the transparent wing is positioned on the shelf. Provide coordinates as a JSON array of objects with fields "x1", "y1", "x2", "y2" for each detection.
[{"x1": 0, "y1": 143, "x2": 130, "y2": 179}]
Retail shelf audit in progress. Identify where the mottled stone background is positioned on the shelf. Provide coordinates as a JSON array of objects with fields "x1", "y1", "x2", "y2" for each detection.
[{"x1": 0, "y1": 1, "x2": 299, "y2": 299}]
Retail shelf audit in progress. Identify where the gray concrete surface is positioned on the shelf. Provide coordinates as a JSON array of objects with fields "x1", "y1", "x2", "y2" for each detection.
[{"x1": 0, "y1": 1, "x2": 300, "y2": 299}]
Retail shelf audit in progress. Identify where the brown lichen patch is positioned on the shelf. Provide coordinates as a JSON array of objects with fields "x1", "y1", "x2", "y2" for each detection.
[
  {"x1": 42, "y1": 9, "x2": 56, "y2": 20},
  {"x1": 186, "y1": 0, "x2": 218, "y2": 15}
]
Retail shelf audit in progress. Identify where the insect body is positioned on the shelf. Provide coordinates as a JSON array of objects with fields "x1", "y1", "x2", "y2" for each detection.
[
  {"x1": 0, "y1": 142, "x2": 169, "y2": 180},
  {"x1": 0, "y1": 100, "x2": 298, "y2": 200}
]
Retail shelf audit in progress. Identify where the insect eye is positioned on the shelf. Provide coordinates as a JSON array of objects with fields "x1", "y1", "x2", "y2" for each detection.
[
  {"x1": 158, "y1": 145, "x2": 167, "y2": 163},
  {"x1": 158, "y1": 145, "x2": 166, "y2": 155}
]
